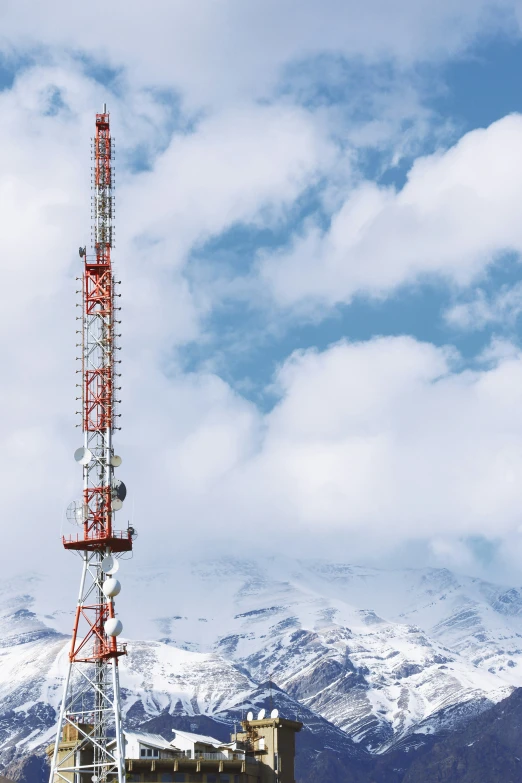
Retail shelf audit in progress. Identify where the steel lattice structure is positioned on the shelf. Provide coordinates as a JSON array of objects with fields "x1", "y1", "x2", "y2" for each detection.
[{"x1": 49, "y1": 106, "x2": 132, "y2": 783}]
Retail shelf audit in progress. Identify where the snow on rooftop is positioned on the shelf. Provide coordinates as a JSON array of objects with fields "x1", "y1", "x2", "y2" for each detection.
[
  {"x1": 123, "y1": 731, "x2": 175, "y2": 751},
  {"x1": 171, "y1": 728, "x2": 224, "y2": 747}
]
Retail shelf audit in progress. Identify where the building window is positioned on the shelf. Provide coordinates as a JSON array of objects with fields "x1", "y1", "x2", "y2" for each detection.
[
  {"x1": 128, "y1": 776, "x2": 140, "y2": 782},
  {"x1": 220, "y1": 776, "x2": 230, "y2": 783},
  {"x1": 141, "y1": 748, "x2": 147, "y2": 757},
  {"x1": 144, "y1": 775, "x2": 158, "y2": 782},
  {"x1": 147, "y1": 748, "x2": 153, "y2": 757},
  {"x1": 161, "y1": 776, "x2": 174, "y2": 782},
  {"x1": 153, "y1": 748, "x2": 159, "y2": 758},
  {"x1": 207, "y1": 776, "x2": 217, "y2": 783},
  {"x1": 174, "y1": 775, "x2": 186, "y2": 782}
]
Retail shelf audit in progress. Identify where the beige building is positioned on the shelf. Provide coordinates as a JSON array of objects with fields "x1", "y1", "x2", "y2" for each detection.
[
  {"x1": 232, "y1": 716, "x2": 302, "y2": 783},
  {"x1": 48, "y1": 717, "x2": 302, "y2": 783},
  {"x1": 46, "y1": 723, "x2": 94, "y2": 783}
]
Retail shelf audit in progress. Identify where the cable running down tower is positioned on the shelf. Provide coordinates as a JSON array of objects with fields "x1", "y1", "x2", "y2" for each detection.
[{"x1": 49, "y1": 105, "x2": 133, "y2": 783}]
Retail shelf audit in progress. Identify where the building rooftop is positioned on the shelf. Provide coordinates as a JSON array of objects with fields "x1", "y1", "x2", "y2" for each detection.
[
  {"x1": 52, "y1": 715, "x2": 301, "y2": 783},
  {"x1": 119, "y1": 731, "x2": 177, "y2": 752},
  {"x1": 170, "y1": 728, "x2": 224, "y2": 748}
]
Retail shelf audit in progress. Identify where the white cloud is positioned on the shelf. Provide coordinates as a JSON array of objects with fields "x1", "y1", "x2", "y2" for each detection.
[
  {"x1": 120, "y1": 102, "x2": 334, "y2": 268},
  {"x1": 445, "y1": 282, "x2": 522, "y2": 330},
  {"x1": 121, "y1": 335, "x2": 522, "y2": 568},
  {"x1": 2, "y1": 66, "x2": 522, "y2": 571},
  {"x1": 478, "y1": 336, "x2": 522, "y2": 364},
  {"x1": 260, "y1": 114, "x2": 522, "y2": 310},
  {"x1": 116, "y1": 101, "x2": 336, "y2": 365},
  {"x1": 0, "y1": 0, "x2": 514, "y2": 108},
  {"x1": 0, "y1": 63, "x2": 183, "y2": 562},
  {"x1": 4, "y1": 5, "x2": 522, "y2": 583},
  {"x1": 0, "y1": 61, "x2": 336, "y2": 569}
]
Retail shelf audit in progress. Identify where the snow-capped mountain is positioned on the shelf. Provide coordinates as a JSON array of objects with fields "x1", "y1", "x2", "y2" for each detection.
[
  {"x1": 121, "y1": 557, "x2": 522, "y2": 747},
  {"x1": 3, "y1": 556, "x2": 522, "y2": 775}
]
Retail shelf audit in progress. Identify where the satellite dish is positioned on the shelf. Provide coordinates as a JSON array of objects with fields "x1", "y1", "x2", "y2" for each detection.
[
  {"x1": 112, "y1": 479, "x2": 127, "y2": 501},
  {"x1": 246, "y1": 711, "x2": 254, "y2": 721},
  {"x1": 66, "y1": 501, "x2": 85, "y2": 526},
  {"x1": 111, "y1": 498, "x2": 123, "y2": 511},
  {"x1": 271, "y1": 709, "x2": 279, "y2": 719},
  {"x1": 258, "y1": 709, "x2": 266, "y2": 720},
  {"x1": 101, "y1": 555, "x2": 119, "y2": 575},
  {"x1": 111, "y1": 455, "x2": 122, "y2": 467},
  {"x1": 74, "y1": 447, "x2": 92, "y2": 465}
]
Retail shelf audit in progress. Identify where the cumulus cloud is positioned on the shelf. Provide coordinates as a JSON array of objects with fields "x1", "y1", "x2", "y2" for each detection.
[
  {"x1": 120, "y1": 103, "x2": 334, "y2": 272},
  {"x1": 121, "y1": 335, "x2": 522, "y2": 568},
  {"x1": 117, "y1": 101, "x2": 337, "y2": 361},
  {"x1": 0, "y1": 0, "x2": 515, "y2": 107},
  {"x1": 0, "y1": 62, "x2": 187, "y2": 563},
  {"x1": 0, "y1": 61, "x2": 335, "y2": 568},
  {"x1": 260, "y1": 114, "x2": 522, "y2": 310},
  {"x1": 4, "y1": 3, "x2": 522, "y2": 585},
  {"x1": 445, "y1": 282, "x2": 522, "y2": 330}
]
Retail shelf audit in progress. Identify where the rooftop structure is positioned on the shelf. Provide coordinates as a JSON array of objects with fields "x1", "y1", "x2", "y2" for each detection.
[
  {"x1": 50, "y1": 718, "x2": 302, "y2": 783},
  {"x1": 234, "y1": 716, "x2": 302, "y2": 783},
  {"x1": 124, "y1": 718, "x2": 301, "y2": 782}
]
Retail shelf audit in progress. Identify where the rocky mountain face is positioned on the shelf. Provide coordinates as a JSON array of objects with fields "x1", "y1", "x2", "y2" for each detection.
[
  {"x1": 2, "y1": 558, "x2": 522, "y2": 781},
  {"x1": 289, "y1": 686, "x2": 522, "y2": 783},
  {"x1": 400, "y1": 687, "x2": 522, "y2": 783},
  {"x1": 127, "y1": 557, "x2": 522, "y2": 747}
]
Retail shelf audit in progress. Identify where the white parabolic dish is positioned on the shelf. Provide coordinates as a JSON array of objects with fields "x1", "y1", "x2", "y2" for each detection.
[
  {"x1": 74, "y1": 447, "x2": 92, "y2": 465},
  {"x1": 101, "y1": 555, "x2": 120, "y2": 575}
]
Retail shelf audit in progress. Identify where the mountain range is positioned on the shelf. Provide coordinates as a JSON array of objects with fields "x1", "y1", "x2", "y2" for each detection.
[{"x1": 3, "y1": 556, "x2": 522, "y2": 781}]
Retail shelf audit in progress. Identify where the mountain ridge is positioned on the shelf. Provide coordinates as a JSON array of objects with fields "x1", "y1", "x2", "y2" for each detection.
[{"x1": 2, "y1": 557, "x2": 522, "y2": 779}]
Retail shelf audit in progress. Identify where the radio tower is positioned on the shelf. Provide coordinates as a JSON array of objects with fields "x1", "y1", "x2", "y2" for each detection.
[{"x1": 49, "y1": 105, "x2": 133, "y2": 783}]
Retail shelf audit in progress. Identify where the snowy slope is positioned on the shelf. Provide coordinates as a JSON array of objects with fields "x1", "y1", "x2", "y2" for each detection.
[
  {"x1": 119, "y1": 557, "x2": 522, "y2": 748},
  {"x1": 0, "y1": 573, "x2": 349, "y2": 772},
  {"x1": 1, "y1": 557, "x2": 522, "y2": 769}
]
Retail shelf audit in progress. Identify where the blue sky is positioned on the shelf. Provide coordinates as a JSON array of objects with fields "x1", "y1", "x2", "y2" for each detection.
[{"x1": 3, "y1": 1, "x2": 522, "y2": 580}]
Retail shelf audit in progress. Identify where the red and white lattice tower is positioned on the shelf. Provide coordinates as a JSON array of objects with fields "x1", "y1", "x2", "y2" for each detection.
[{"x1": 49, "y1": 105, "x2": 133, "y2": 783}]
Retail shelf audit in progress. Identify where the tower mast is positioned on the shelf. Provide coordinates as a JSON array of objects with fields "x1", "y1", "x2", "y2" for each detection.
[{"x1": 49, "y1": 106, "x2": 132, "y2": 783}]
